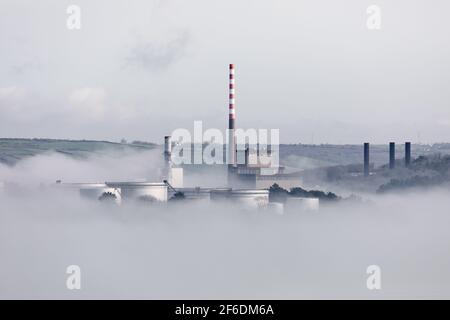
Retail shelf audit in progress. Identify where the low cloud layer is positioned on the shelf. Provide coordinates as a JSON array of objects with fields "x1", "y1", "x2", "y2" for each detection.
[
  {"x1": 0, "y1": 148, "x2": 163, "y2": 186},
  {"x1": 1, "y1": 153, "x2": 450, "y2": 299}
]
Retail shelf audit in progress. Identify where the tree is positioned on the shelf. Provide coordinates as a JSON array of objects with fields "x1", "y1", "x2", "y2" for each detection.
[{"x1": 268, "y1": 184, "x2": 289, "y2": 203}]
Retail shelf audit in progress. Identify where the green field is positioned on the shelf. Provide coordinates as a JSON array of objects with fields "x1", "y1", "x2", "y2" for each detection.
[{"x1": 0, "y1": 138, "x2": 157, "y2": 166}]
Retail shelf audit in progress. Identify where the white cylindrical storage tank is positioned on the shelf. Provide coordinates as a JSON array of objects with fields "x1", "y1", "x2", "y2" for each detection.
[
  {"x1": 79, "y1": 183, "x2": 121, "y2": 205},
  {"x1": 286, "y1": 197, "x2": 319, "y2": 212},
  {"x1": 107, "y1": 182, "x2": 167, "y2": 203},
  {"x1": 57, "y1": 183, "x2": 121, "y2": 204},
  {"x1": 78, "y1": 183, "x2": 111, "y2": 199},
  {"x1": 229, "y1": 189, "x2": 269, "y2": 210},
  {"x1": 171, "y1": 187, "x2": 211, "y2": 201},
  {"x1": 267, "y1": 202, "x2": 284, "y2": 215}
]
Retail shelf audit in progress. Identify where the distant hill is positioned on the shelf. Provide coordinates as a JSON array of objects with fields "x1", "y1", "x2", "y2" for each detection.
[
  {"x1": 0, "y1": 138, "x2": 157, "y2": 166},
  {"x1": 2, "y1": 138, "x2": 450, "y2": 172},
  {"x1": 377, "y1": 154, "x2": 450, "y2": 193},
  {"x1": 280, "y1": 143, "x2": 450, "y2": 169}
]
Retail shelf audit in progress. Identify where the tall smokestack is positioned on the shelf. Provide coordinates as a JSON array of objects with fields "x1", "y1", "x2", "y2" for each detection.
[
  {"x1": 228, "y1": 63, "x2": 236, "y2": 167},
  {"x1": 405, "y1": 142, "x2": 411, "y2": 167},
  {"x1": 364, "y1": 143, "x2": 370, "y2": 177},
  {"x1": 164, "y1": 136, "x2": 172, "y2": 161},
  {"x1": 389, "y1": 142, "x2": 396, "y2": 169},
  {"x1": 163, "y1": 135, "x2": 172, "y2": 180}
]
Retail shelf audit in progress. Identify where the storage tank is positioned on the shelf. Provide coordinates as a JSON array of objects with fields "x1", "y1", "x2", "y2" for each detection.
[
  {"x1": 229, "y1": 189, "x2": 269, "y2": 210},
  {"x1": 210, "y1": 188, "x2": 232, "y2": 201},
  {"x1": 211, "y1": 188, "x2": 269, "y2": 210},
  {"x1": 57, "y1": 183, "x2": 121, "y2": 204},
  {"x1": 107, "y1": 182, "x2": 167, "y2": 203},
  {"x1": 170, "y1": 187, "x2": 211, "y2": 201},
  {"x1": 80, "y1": 184, "x2": 121, "y2": 205},
  {"x1": 285, "y1": 197, "x2": 319, "y2": 212}
]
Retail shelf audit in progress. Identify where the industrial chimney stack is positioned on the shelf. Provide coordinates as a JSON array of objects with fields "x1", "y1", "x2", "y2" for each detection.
[
  {"x1": 389, "y1": 142, "x2": 396, "y2": 169},
  {"x1": 228, "y1": 64, "x2": 236, "y2": 168},
  {"x1": 405, "y1": 142, "x2": 411, "y2": 167},
  {"x1": 164, "y1": 136, "x2": 172, "y2": 162},
  {"x1": 364, "y1": 143, "x2": 370, "y2": 177}
]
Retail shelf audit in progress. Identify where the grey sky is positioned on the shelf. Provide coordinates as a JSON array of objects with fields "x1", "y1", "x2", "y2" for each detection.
[{"x1": 0, "y1": 0, "x2": 449, "y2": 144}]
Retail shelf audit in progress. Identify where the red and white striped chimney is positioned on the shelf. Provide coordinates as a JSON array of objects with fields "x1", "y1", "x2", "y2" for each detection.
[
  {"x1": 228, "y1": 63, "x2": 236, "y2": 166},
  {"x1": 229, "y1": 64, "x2": 236, "y2": 128}
]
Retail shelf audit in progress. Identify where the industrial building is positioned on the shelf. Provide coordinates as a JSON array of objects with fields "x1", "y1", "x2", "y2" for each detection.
[
  {"x1": 106, "y1": 182, "x2": 168, "y2": 202},
  {"x1": 54, "y1": 64, "x2": 319, "y2": 213},
  {"x1": 159, "y1": 64, "x2": 308, "y2": 203},
  {"x1": 224, "y1": 64, "x2": 302, "y2": 190}
]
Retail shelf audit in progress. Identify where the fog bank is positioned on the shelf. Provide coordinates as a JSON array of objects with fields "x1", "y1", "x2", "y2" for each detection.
[{"x1": 1, "y1": 154, "x2": 450, "y2": 299}]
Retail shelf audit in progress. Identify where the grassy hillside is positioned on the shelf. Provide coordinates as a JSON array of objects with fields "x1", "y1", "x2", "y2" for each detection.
[
  {"x1": 2, "y1": 138, "x2": 450, "y2": 170},
  {"x1": 0, "y1": 138, "x2": 157, "y2": 166}
]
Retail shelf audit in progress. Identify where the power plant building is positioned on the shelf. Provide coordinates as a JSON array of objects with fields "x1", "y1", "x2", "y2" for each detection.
[{"x1": 224, "y1": 64, "x2": 301, "y2": 190}]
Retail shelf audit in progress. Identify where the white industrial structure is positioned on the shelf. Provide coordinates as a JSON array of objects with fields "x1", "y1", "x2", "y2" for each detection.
[
  {"x1": 106, "y1": 182, "x2": 167, "y2": 202},
  {"x1": 210, "y1": 188, "x2": 269, "y2": 210},
  {"x1": 56, "y1": 182, "x2": 122, "y2": 205},
  {"x1": 163, "y1": 135, "x2": 184, "y2": 188},
  {"x1": 79, "y1": 183, "x2": 121, "y2": 204},
  {"x1": 224, "y1": 64, "x2": 302, "y2": 190},
  {"x1": 169, "y1": 187, "x2": 212, "y2": 201},
  {"x1": 51, "y1": 64, "x2": 321, "y2": 213}
]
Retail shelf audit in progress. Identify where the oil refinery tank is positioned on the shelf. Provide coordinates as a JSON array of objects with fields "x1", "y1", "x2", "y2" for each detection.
[
  {"x1": 229, "y1": 189, "x2": 269, "y2": 210},
  {"x1": 57, "y1": 182, "x2": 121, "y2": 204},
  {"x1": 170, "y1": 187, "x2": 211, "y2": 201},
  {"x1": 210, "y1": 188, "x2": 232, "y2": 201},
  {"x1": 106, "y1": 182, "x2": 167, "y2": 203},
  {"x1": 210, "y1": 188, "x2": 269, "y2": 210}
]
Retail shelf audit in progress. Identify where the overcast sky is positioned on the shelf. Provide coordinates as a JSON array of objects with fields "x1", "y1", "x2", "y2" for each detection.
[{"x1": 1, "y1": 0, "x2": 449, "y2": 144}]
